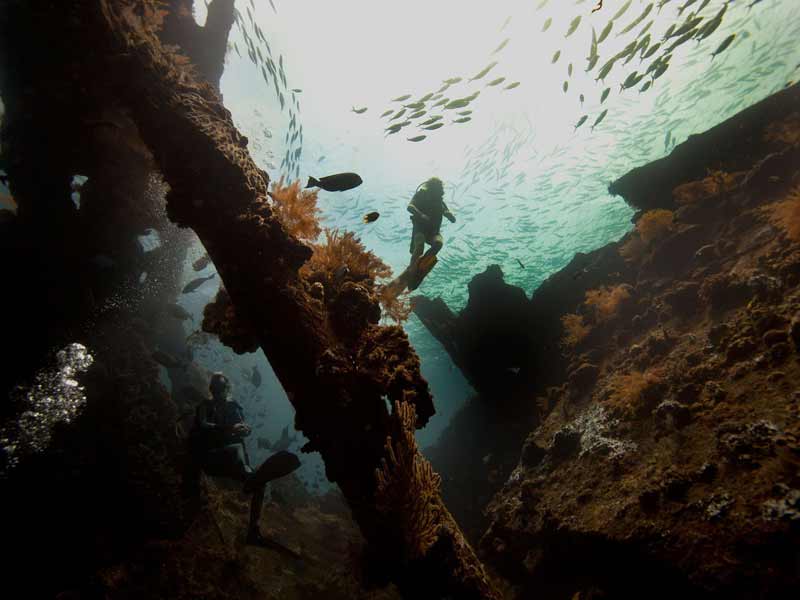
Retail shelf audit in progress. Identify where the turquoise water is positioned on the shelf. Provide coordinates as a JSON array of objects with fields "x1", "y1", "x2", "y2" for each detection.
[{"x1": 177, "y1": 0, "x2": 799, "y2": 486}]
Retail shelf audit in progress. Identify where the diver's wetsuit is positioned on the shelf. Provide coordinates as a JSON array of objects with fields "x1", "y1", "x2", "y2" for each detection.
[
  {"x1": 194, "y1": 398, "x2": 253, "y2": 479},
  {"x1": 193, "y1": 396, "x2": 298, "y2": 543},
  {"x1": 407, "y1": 181, "x2": 454, "y2": 264}
]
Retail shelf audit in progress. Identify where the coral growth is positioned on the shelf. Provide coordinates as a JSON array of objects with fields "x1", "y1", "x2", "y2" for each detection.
[
  {"x1": 377, "y1": 286, "x2": 413, "y2": 323},
  {"x1": 300, "y1": 228, "x2": 411, "y2": 323},
  {"x1": 201, "y1": 287, "x2": 259, "y2": 354},
  {"x1": 269, "y1": 176, "x2": 322, "y2": 241},
  {"x1": 673, "y1": 171, "x2": 741, "y2": 206},
  {"x1": 375, "y1": 400, "x2": 443, "y2": 561},
  {"x1": 602, "y1": 368, "x2": 665, "y2": 416},
  {"x1": 561, "y1": 313, "x2": 590, "y2": 347},
  {"x1": 584, "y1": 284, "x2": 632, "y2": 322},
  {"x1": 302, "y1": 228, "x2": 391, "y2": 284},
  {"x1": 763, "y1": 186, "x2": 800, "y2": 242},
  {"x1": 636, "y1": 209, "x2": 674, "y2": 244},
  {"x1": 618, "y1": 210, "x2": 675, "y2": 261},
  {"x1": 763, "y1": 112, "x2": 800, "y2": 147}
]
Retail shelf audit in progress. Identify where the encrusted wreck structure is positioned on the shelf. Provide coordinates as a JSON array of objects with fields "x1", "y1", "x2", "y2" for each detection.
[
  {"x1": 1, "y1": 1, "x2": 798, "y2": 599},
  {"x1": 1, "y1": 1, "x2": 497, "y2": 598}
]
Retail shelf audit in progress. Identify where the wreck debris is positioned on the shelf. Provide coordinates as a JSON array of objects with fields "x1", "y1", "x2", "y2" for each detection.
[{"x1": 93, "y1": 1, "x2": 497, "y2": 596}]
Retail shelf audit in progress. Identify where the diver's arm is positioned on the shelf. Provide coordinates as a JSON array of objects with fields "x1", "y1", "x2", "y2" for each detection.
[
  {"x1": 442, "y1": 201, "x2": 456, "y2": 223},
  {"x1": 407, "y1": 203, "x2": 430, "y2": 223},
  {"x1": 195, "y1": 403, "x2": 219, "y2": 432}
]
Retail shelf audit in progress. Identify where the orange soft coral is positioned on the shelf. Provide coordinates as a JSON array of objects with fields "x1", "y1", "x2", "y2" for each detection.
[
  {"x1": 584, "y1": 284, "x2": 632, "y2": 322},
  {"x1": 269, "y1": 176, "x2": 322, "y2": 241},
  {"x1": 673, "y1": 170, "x2": 741, "y2": 206},
  {"x1": 561, "y1": 313, "x2": 590, "y2": 347},
  {"x1": 301, "y1": 228, "x2": 412, "y2": 322},
  {"x1": 763, "y1": 186, "x2": 800, "y2": 242},
  {"x1": 302, "y1": 228, "x2": 391, "y2": 282},
  {"x1": 636, "y1": 209, "x2": 674, "y2": 245},
  {"x1": 603, "y1": 368, "x2": 664, "y2": 416}
]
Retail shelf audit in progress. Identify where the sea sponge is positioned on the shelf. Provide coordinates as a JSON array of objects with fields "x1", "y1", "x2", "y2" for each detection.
[
  {"x1": 561, "y1": 313, "x2": 590, "y2": 347},
  {"x1": 374, "y1": 399, "x2": 442, "y2": 561},
  {"x1": 584, "y1": 284, "x2": 632, "y2": 322},
  {"x1": 763, "y1": 186, "x2": 800, "y2": 242},
  {"x1": 269, "y1": 176, "x2": 321, "y2": 241}
]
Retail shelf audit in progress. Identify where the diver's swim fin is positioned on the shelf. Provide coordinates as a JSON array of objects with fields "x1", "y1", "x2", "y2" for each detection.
[{"x1": 306, "y1": 176, "x2": 319, "y2": 189}]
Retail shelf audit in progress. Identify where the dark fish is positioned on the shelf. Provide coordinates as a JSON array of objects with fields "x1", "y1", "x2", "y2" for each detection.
[
  {"x1": 352, "y1": 106, "x2": 368, "y2": 114},
  {"x1": 612, "y1": 0, "x2": 632, "y2": 20},
  {"x1": 469, "y1": 61, "x2": 498, "y2": 81},
  {"x1": 444, "y1": 98, "x2": 471, "y2": 109},
  {"x1": 574, "y1": 115, "x2": 588, "y2": 130},
  {"x1": 551, "y1": 50, "x2": 561, "y2": 64},
  {"x1": 422, "y1": 122, "x2": 444, "y2": 130},
  {"x1": 182, "y1": 273, "x2": 216, "y2": 294},
  {"x1": 251, "y1": 366, "x2": 262, "y2": 388},
  {"x1": 268, "y1": 0, "x2": 277, "y2": 14},
  {"x1": 516, "y1": 258, "x2": 526, "y2": 269},
  {"x1": 407, "y1": 135, "x2": 427, "y2": 142},
  {"x1": 598, "y1": 20, "x2": 613, "y2": 44},
  {"x1": 542, "y1": 17, "x2": 552, "y2": 32},
  {"x1": 503, "y1": 81, "x2": 521, "y2": 90},
  {"x1": 193, "y1": 253, "x2": 211, "y2": 271},
  {"x1": 166, "y1": 303, "x2": 193, "y2": 321},
  {"x1": 306, "y1": 172, "x2": 363, "y2": 192},
  {"x1": 591, "y1": 109, "x2": 608, "y2": 131},
  {"x1": 392, "y1": 94, "x2": 412, "y2": 102},
  {"x1": 617, "y1": 3, "x2": 653, "y2": 37},
  {"x1": 363, "y1": 211, "x2": 380, "y2": 223},
  {"x1": 711, "y1": 34, "x2": 735, "y2": 60},
  {"x1": 565, "y1": 16, "x2": 582, "y2": 38},
  {"x1": 380, "y1": 109, "x2": 393, "y2": 118},
  {"x1": 453, "y1": 117, "x2": 471, "y2": 124},
  {"x1": 487, "y1": 76, "x2": 506, "y2": 87},
  {"x1": 492, "y1": 38, "x2": 510, "y2": 54},
  {"x1": 152, "y1": 349, "x2": 185, "y2": 369},
  {"x1": 420, "y1": 115, "x2": 444, "y2": 126}
]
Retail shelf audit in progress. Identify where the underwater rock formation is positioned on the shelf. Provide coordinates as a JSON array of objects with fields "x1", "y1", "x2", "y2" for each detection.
[
  {"x1": 413, "y1": 264, "x2": 535, "y2": 400},
  {"x1": 160, "y1": 0, "x2": 236, "y2": 90},
  {"x1": 609, "y1": 81, "x2": 800, "y2": 212},
  {"x1": 480, "y1": 83, "x2": 800, "y2": 599}
]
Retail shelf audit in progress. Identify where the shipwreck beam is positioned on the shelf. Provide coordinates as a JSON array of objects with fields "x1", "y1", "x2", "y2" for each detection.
[{"x1": 89, "y1": 1, "x2": 499, "y2": 598}]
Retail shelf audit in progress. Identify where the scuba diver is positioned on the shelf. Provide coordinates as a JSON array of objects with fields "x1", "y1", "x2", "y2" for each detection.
[
  {"x1": 191, "y1": 372, "x2": 300, "y2": 546},
  {"x1": 407, "y1": 177, "x2": 456, "y2": 272}
]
